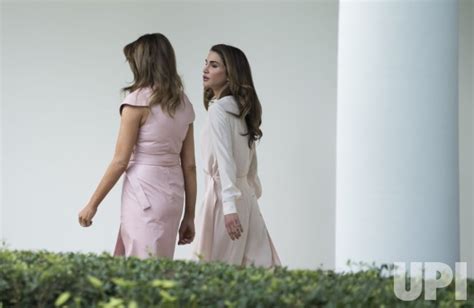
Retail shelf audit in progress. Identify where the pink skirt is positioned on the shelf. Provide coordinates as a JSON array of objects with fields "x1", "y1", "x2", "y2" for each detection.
[{"x1": 113, "y1": 163, "x2": 184, "y2": 259}]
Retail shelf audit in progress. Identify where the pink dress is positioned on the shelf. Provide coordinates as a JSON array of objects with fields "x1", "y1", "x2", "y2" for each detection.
[
  {"x1": 113, "y1": 87, "x2": 195, "y2": 259},
  {"x1": 193, "y1": 96, "x2": 281, "y2": 267}
]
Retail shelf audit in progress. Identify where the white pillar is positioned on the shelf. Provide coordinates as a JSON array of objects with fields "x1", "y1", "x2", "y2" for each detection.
[
  {"x1": 336, "y1": 0, "x2": 459, "y2": 271},
  {"x1": 459, "y1": 0, "x2": 474, "y2": 279},
  {"x1": 0, "y1": 2, "x2": 3, "y2": 245}
]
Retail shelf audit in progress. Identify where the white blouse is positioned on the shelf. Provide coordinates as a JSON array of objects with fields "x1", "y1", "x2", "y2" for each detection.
[{"x1": 202, "y1": 96, "x2": 262, "y2": 215}]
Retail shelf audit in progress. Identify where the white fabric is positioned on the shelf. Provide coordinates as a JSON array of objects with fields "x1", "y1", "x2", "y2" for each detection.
[
  {"x1": 193, "y1": 95, "x2": 281, "y2": 267},
  {"x1": 205, "y1": 96, "x2": 262, "y2": 214}
]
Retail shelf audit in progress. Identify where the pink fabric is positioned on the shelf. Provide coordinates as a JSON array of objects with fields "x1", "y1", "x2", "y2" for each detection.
[{"x1": 113, "y1": 87, "x2": 194, "y2": 259}]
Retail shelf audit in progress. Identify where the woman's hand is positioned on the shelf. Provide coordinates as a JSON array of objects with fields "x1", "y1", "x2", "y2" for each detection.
[
  {"x1": 178, "y1": 216, "x2": 195, "y2": 245},
  {"x1": 78, "y1": 204, "x2": 97, "y2": 227},
  {"x1": 224, "y1": 213, "x2": 243, "y2": 240}
]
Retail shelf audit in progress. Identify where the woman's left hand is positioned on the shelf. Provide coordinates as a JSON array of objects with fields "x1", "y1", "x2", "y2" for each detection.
[
  {"x1": 78, "y1": 204, "x2": 97, "y2": 227},
  {"x1": 178, "y1": 216, "x2": 195, "y2": 245}
]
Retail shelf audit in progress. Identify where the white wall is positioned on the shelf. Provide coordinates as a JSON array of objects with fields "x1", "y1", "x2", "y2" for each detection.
[
  {"x1": 459, "y1": 0, "x2": 474, "y2": 279},
  {"x1": 1, "y1": 1, "x2": 338, "y2": 270}
]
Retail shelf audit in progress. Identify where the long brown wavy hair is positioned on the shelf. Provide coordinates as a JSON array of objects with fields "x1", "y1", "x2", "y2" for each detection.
[
  {"x1": 122, "y1": 33, "x2": 183, "y2": 116},
  {"x1": 204, "y1": 44, "x2": 263, "y2": 148}
]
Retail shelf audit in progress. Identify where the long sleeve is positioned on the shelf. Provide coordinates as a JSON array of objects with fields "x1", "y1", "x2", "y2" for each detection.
[
  {"x1": 208, "y1": 103, "x2": 242, "y2": 215},
  {"x1": 248, "y1": 145, "x2": 262, "y2": 199}
]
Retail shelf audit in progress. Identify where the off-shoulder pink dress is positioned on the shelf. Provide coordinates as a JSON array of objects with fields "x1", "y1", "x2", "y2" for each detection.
[{"x1": 113, "y1": 87, "x2": 195, "y2": 259}]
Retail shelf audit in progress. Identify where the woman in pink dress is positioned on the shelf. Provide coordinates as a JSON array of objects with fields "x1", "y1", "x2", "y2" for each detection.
[
  {"x1": 78, "y1": 33, "x2": 197, "y2": 259},
  {"x1": 193, "y1": 44, "x2": 281, "y2": 267}
]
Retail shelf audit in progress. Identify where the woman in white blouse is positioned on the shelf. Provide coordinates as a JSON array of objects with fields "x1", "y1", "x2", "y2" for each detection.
[{"x1": 193, "y1": 44, "x2": 281, "y2": 267}]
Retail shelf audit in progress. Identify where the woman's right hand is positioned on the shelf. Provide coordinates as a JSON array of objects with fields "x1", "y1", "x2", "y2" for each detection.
[
  {"x1": 224, "y1": 213, "x2": 243, "y2": 240},
  {"x1": 78, "y1": 203, "x2": 97, "y2": 227}
]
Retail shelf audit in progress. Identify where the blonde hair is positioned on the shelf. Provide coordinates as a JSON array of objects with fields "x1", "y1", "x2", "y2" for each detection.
[{"x1": 123, "y1": 33, "x2": 183, "y2": 116}]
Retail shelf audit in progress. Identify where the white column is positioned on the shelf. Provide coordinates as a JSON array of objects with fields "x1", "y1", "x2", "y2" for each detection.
[
  {"x1": 459, "y1": 0, "x2": 474, "y2": 279},
  {"x1": 336, "y1": 0, "x2": 459, "y2": 271},
  {"x1": 0, "y1": 2, "x2": 3, "y2": 244}
]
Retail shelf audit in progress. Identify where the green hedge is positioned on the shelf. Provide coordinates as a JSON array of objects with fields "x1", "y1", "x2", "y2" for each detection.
[{"x1": 0, "y1": 249, "x2": 472, "y2": 307}]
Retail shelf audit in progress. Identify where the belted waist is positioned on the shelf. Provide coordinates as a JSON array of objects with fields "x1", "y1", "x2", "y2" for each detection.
[
  {"x1": 130, "y1": 152, "x2": 180, "y2": 167},
  {"x1": 203, "y1": 169, "x2": 248, "y2": 183}
]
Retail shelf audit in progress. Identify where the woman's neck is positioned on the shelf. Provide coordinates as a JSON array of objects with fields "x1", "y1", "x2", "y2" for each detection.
[{"x1": 212, "y1": 86, "x2": 227, "y2": 100}]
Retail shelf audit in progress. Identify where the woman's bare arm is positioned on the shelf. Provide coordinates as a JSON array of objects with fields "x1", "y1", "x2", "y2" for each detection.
[
  {"x1": 78, "y1": 106, "x2": 144, "y2": 227},
  {"x1": 178, "y1": 124, "x2": 197, "y2": 244}
]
